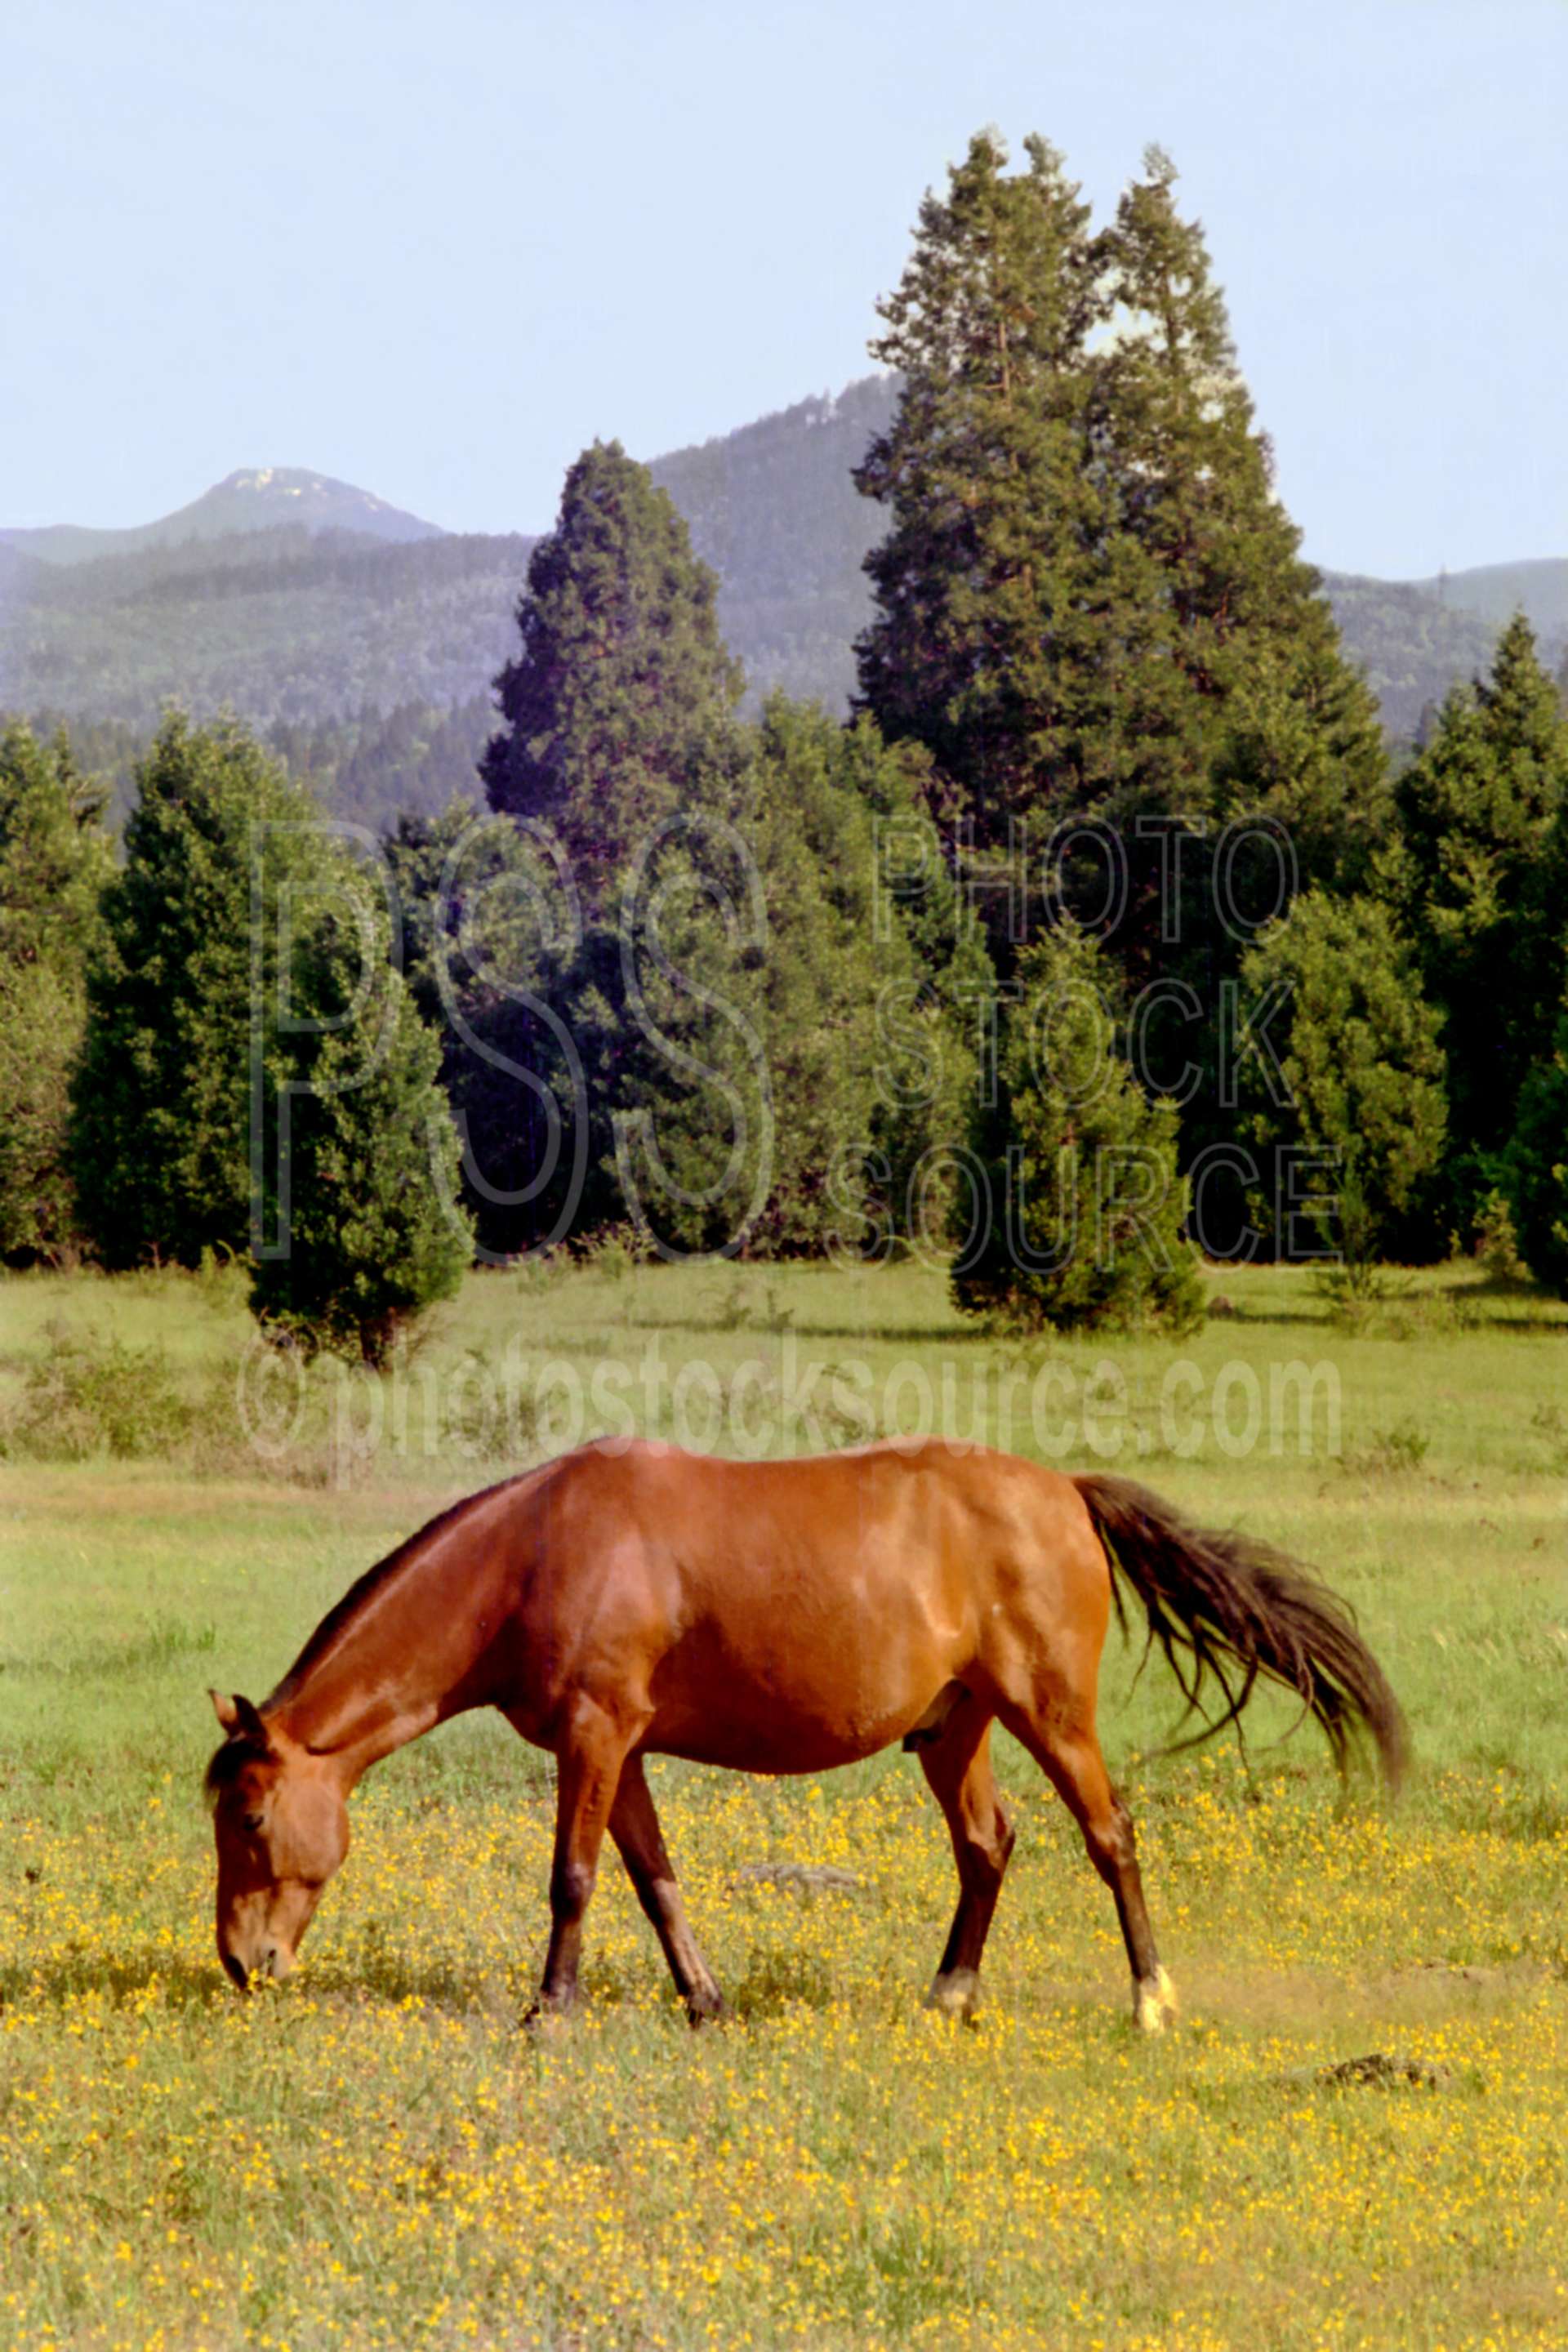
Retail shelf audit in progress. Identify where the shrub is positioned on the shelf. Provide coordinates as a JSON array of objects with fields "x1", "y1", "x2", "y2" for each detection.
[{"x1": 2, "y1": 1329, "x2": 191, "y2": 1462}]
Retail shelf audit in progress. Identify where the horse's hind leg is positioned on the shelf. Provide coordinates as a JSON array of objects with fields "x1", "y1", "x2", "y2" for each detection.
[
  {"x1": 1000, "y1": 1699, "x2": 1176, "y2": 2034},
  {"x1": 529, "y1": 1694, "x2": 636, "y2": 2023},
  {"x1": 918, "y1": 1696, "x2": 1016, "y2": 2020},
  {"x1": 609, "y1": 1755, "x2": 727, "y2": 2026}
]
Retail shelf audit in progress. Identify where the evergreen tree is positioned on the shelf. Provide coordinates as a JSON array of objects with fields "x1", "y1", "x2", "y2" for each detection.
[
  {"x1": 744, "y1": 698, "x2": 985, "y2": 1253},
  {"x1": 856, "y1": 134, "x2": 1388, "y2": 892},
  {"x1": 0, "y1": 722, "x2": 112, "y2": 1260},
  {"x1": 953, "y1": 923, "x2": 1202, "y2": 1332},
  {"x1": 248, "y1": 889, "x2": 472, "y2": 1364},
  {"x1": 384, "y1": 800, "x2": 586, "y2": 1259},
  {"x1": 1506, "y1": 1003, "x2": 1568, "y2": 1299},
  {"x1": 1097, "y1": 149, "x2": 1385, "y2": 829},
  {"x1": 397, "y1": 706, "x2": 991, "y2": 1262},
  {"x1": 70, "y1": 715, "x2": 334, "y2": 1269},
  {"x1": 853, "y1": 131, "x2": 1110, "y2": 844},
  {"x1": 828, "y1": 710, "x2": 995, "y2": 1251},
  {"x1": 478, "y1": 437, "x2": 1000, "y2": 1259},
  {"x1": 1387, "y1": 612, "x2": 1568, "y2": 1226},
  {"x1": 1237, "y1": 893, "x2": 1448, "y2": 1272},
  {"x1": 482, "y1": 440, "x2": 746, "y2": 915},
  {"x1": 1089, "y1": 145, "x2": 1392, "y2": 1111}
]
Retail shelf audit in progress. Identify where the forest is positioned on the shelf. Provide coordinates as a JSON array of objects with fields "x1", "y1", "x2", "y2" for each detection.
[{"x1": 3, "y1": 132, "x2": 1567, "y2": 1363}]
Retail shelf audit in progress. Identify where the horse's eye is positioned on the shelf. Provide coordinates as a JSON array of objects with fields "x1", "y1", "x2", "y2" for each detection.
[{"x1": 243, "y1": 1813, "x2": 265, "y2": 1834}]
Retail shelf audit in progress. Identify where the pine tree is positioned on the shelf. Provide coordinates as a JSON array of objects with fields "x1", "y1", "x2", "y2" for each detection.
[
  {"x1": 1094, "y1": 149, "x2": 1390, "y2": 996},
  {"x1": 482, "y1": 440, "x2": 746, "y2": 915},
  {"x1": 0, "y1": 722, "x2": 111, "y2": 1260},
  {"x1": 248, "y1": 890, "x2": 472, "y2": 1364},
  {"x1": 744, "y1": 698, "x2": 986, "y2": 1254},
  {"x1": 70, "y1": 715, "x2": 333, "y2": 1269},
  {"x1": 830, "y1": 710, "x2": 995, "y2": 1251},
  {"x1": 1097, "y1": 151, "x2": 1380, "y2": 784},
  {"x1": 856, "y1": 135, "x2": 1388, "y2": 893},
  {"x1": 853, "y1": 131, "x2": 1111, "y2": 844},
  {"x1": 383, "y1": 800, "x2": 586, "y2": 1259},
  {"x1": 1237, "y1": 893, "x2": 1448, "y2": 1272},
  {"x1": 1388, "y1": 612, "x2": 1568, "y2": 1224},
  {"x1": 1506, "y1": 1003, "x2": 1568, "y2": 1298},
  {"x1": 953, "y1": 923, "x2": 1202, "y2": 1332}
]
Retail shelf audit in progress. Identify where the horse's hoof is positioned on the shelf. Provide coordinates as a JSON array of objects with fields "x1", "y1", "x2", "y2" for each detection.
[
  {"x1": 522, "y1": 2000, "x2": 573, "y2": 2038},
  {"x1": 685, "y1": 1988, "x2": 729, "y2": 2029},
  {"x1": 924, "y1": 1967, "x2": 980, "y2": 2020},
  {"x1": 1134, "y1": 1967, "x2": 1178, "y2": 2035}
]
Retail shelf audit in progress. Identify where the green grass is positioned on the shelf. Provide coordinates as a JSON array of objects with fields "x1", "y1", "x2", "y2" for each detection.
[{"x1": 2, "y1": 1257, "x2": 1567, "y2": 2350}]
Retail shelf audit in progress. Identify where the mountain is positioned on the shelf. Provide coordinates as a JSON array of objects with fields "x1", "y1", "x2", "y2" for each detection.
[
  {"x1": 0, "y1": 539, "x2": 42, "y2": 595},
  {"x1": 1407, "y1": 559, "x2": 1568, "y2": 641},
  {"x1": 0, "y1": 466, "x2": 443, "y2": 567},
  {"x1": 649, "y1": 376, "x2": 894, "y2": 713},
  {"x1": 0, "y1": 528, "x2": 530, "y2": 734},
  {"x1": 2, "y1": 381, "x2": 1561, "y2": 823},
  {"x1": 1315, "y1": 573, "x2": 1513, "y2": 742}
]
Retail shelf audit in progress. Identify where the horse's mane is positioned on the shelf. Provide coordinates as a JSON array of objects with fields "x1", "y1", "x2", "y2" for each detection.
[
  {"x1": 203, "y1": 1469, "x2": 543, "y2": 1796},
  {"x1": 203, "y1": 1732, "x2": 269, "y2": 1802}
]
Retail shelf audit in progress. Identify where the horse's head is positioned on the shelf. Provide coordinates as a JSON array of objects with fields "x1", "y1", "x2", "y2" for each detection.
[{"x1": 204, "y1": 1691, "x2": 350, "y2": 1989}]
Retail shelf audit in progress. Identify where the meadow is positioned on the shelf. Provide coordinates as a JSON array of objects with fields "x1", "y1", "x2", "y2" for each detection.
[{"x1": 2, "y1": 1253, "x2": 1566, "y2": 2352}]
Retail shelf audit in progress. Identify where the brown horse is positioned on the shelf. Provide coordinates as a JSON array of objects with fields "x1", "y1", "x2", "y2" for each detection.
[{"x1": 206, "y1": 1438, "x2": 1406, "y2": 2030}]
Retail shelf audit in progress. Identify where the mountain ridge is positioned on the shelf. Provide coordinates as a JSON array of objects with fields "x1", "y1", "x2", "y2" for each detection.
[
  {"x1": 0, "y1": 466, "x2": 443, "y2": 567},
  {"x1": 2, "y1": 381, "x2": 1563, "y2": 795}
]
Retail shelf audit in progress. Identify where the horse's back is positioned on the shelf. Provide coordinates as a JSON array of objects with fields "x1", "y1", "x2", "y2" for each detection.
[{"x1": 509, "y1": 1439, "x2": 1109, "y2": 1771}]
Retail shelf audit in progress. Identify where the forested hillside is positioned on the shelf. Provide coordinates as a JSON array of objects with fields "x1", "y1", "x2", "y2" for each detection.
[
  {"x1": 1321, "y1": 573, "x2": 1511, "y2": 742},
  {"x1": 2, "y1": 377, "x2": 1561, "y2": 828},
  {"x1": 652, "y1": 376, "x2": 893, "y2": 712}
]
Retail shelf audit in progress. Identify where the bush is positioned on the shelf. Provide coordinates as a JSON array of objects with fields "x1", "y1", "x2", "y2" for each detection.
[
  {"x1": 1472, "y1": 1189, "x2": 1530, "y2": 1285},
  {"x1": 2, "y1": 1328, "x2": 192, "y2": 1462}
]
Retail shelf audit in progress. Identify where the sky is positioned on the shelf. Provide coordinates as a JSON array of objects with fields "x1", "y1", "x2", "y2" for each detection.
[{"x1": 2, "y1": 0, "x2": 1565, "y2": 578}]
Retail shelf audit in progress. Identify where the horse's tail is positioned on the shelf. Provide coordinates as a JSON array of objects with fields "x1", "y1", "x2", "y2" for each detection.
[{"x1": 1074, "y1": 1475, "x2": 1409, "y2": 1791}]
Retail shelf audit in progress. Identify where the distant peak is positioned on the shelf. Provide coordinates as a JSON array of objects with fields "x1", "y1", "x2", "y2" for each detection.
[
  {"x1": 0, "y1": 465, "x2": 443, "y2": 565},
  {"x1": 212, "y1": 466, "x2": 390, "y2": 510}
]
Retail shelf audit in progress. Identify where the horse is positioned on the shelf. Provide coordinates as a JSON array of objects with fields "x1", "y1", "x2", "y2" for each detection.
[{"x1": 205, "y1": 1437, "x2": 1406, "y2": 2031}]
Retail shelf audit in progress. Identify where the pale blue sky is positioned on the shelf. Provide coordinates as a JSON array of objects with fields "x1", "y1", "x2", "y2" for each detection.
[{"x1": 3, "y1": 0, "x2": 1564, "y2": 576}]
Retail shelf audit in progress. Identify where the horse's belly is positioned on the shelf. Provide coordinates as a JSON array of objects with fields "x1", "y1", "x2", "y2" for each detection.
[
  {"x1": 644, "y1": 1708, "x2": 911, "y2": 1775},
  {"x1": 644, "y1": 1614, "x2": 961, "y2": 1774}
]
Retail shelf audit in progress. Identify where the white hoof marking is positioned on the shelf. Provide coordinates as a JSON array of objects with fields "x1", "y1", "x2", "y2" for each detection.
[
  {"x1": 1135, "y1": 1967, "x2": 1178, "y2": 2034},
  {"x1": 925, "y1": 1968, "x2": 980, "y2": 2019}
]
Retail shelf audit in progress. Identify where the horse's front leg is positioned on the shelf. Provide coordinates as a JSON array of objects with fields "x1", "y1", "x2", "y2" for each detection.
[{"x1": 528, "y1": 1693, "x2": 639, "y2": 2024}]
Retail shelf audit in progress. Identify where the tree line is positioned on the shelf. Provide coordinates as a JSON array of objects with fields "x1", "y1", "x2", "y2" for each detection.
[{"x1": 3, "y1": 131, "x2": 1566, "y2": 1355}]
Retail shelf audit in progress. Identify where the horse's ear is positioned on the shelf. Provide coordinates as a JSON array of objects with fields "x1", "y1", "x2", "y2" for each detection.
[{"x1": 209, "y1": 1690, "x2": 269, "y2": 1743}]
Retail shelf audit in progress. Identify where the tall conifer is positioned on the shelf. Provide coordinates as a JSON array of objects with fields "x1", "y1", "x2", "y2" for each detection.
[
  {"x1": 853, "y1": 132, "x2": 1109, "y2": 844},
  {"x1": 1389, "y1": 612, "x2": 1568, "y2": 1219},
  {"x1": 482, "y1": 440, "x2": 745, "y2": 915},
  {"x1": 0, "y1": 723, "x2": 111, "y2": 1259}
]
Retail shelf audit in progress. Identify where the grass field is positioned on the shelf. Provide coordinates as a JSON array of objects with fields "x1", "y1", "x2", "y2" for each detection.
[{"x1": 2, "y1": 1256, "x2": 1566, "y2": 2351}]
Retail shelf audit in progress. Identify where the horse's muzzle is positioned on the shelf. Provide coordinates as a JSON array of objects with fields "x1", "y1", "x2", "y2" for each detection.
[{"x1": 219, "y1": 1940, "x2": 292, "y2": 1990}]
